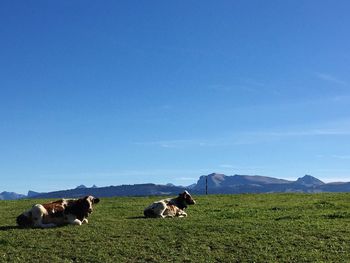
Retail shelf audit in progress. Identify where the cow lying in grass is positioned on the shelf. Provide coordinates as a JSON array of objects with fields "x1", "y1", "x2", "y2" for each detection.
[
  {"x1": 16, "y1": 196, "x2": 100, "y2": 228},
  {"x1": 144, "y1": 191, "x2": 196, "y2": 218}
]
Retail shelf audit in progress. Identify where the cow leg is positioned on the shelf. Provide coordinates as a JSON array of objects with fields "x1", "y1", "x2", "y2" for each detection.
[
  {"x1": 154, "y1": 202, "x2": 167, "y2": 218},
  {"x1": 181, "y1": 211, "x2": 187, "y2": 217},
  {"x1": 163, "y1": 213, "x2": 175, "y2": 218},
  {"x1": 31, "y1": 205, "x2": 57, "y2": 228},
  {"x1": 177, "y1": 214, "x2": 187, "y2": 218},
  {"x1": 177, "y1": 209, "x2": 187, "y2": 218},
  {"x1": 163, "y1": 206, "x2": 178, "y2": 218},
  {"x1": 65, "y1": 215, "x2": 83, "y2": 225},
  {"x1": 70, "y1": 219, "x2": 83, "y2": 225}
]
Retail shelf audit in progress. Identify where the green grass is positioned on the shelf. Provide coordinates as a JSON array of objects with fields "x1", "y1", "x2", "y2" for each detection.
[{"x1": 1, "y1": 193, "x2": 350, "y2": 262}]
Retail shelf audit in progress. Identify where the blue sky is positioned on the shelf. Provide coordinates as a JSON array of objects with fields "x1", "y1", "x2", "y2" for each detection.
[{"x1": 1, "y1": 1, "x2": 350, "y2": 194}]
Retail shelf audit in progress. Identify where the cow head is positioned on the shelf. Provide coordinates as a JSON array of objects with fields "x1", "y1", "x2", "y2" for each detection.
[
  {"x1": 179, "y1": 190, "x2": 196, "y2": 207},
  {"x1": 77, "y1": 196, "x2": 100, "y2": 218}
]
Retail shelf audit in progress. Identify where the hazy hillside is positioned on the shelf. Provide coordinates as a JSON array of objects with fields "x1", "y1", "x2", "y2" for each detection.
[
  {"x1": 0, "y1": 191, "x2": 26, "y2": 200},
  {"x1": 2, "y1": 173, "x2": 350, "y2": 200},
  {"x1": 31, "y1": 184, "x2": 186, "y2": 199},
  {"x1": 27, "y1": 173, "x2": 350, "y2": 199},
  {"x1": 193, "y1": 173, "x2": 350, "y2": 194}
]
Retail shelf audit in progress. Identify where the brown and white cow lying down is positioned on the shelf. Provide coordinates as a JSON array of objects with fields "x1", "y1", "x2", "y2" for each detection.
[
  {"x1": 16, "y1": 196, "x2": 100, "y2": 228},
  {"x1": 144, "y1": 191, "x2": 196, "y2": 218}
]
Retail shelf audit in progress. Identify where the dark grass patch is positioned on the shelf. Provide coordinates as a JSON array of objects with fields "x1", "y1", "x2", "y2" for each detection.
[
  {"x1": 0, "y1": 225, "x2": 21, "y2": 231},
  {"x1": 275, "y1": 215, "x2": 302, "y2": 221},
  {"x1": 270, "y1": 206, "x2": 285, "y2": 211},
  {"x1": 0, "y1": 239, "x2": 10, "y2": 246},
  {"x1": 323, "y1": 211, "x2": 350, "y2": 219}
]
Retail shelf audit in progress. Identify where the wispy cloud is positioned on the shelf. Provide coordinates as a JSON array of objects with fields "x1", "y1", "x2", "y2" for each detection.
[
  {"x1": 135, "y1": 120, "x2": 350, "y2": 149},
  {"x1": 315, "y1": 72, "x2": 347, "y2": 86},
  {"x1": 257, "y1": 129, "x2": 350, "y2": 137},
  {"x1": 208, "y1": 78, "x2": 268, "y2": 94},
  {"x1": 329, "y1": 95, "x2": 350, "y2": 102},
  {"x1": 230, "y1": 129, "x2": 350, "y2": 146},
  {"x1": 218, "y1": 164, "x2": 268, "y2": 173},
  {"x1": 135, "y1": 139, "x2": 211, "y2": 148},
  {"x1": 331, "y1": 155, "x2": 350, "y2": 160},
  {"x1": 135, "y1": 137, "x2": 264, "y2": 148},
  {"x1": 243, "y1": 79, "x2": 266, "y2": 87}
]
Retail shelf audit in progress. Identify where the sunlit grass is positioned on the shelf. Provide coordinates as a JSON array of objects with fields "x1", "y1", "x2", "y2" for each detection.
[{"x1": 1, "y1": 193, "x2": 350, "y2": 262}]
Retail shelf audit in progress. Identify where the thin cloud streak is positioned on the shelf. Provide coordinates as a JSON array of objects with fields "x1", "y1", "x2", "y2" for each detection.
[
  {"x1": 136, "y1": 126, "x2": 350, "y2": 149},
  {"x1": 208, "y1": 79, "x2": 268, "y2": 94},
  {"x1": 218, "y1": 164, "x2": 271, "y2": 175},
  {"x1": 257, "y1": 129, "x2": 350, "y2": 137},
  {"x1": 315, "y1": 72, "x2": 347, "y2": 86},
  {"x1": 134, "y1": 139, "x2": 211, "y2": 148},
  {"x1": 331, "y1": 155, "x2": 350, "y2": 160}
]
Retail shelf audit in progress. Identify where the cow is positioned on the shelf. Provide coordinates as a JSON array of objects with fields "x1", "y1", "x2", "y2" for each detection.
[
  {"x1": 16, "y1": 196, "x2": 100, "y2": 228},
  {"x1": 144, "y1": 191, "x2": 196, "y2": 218}
]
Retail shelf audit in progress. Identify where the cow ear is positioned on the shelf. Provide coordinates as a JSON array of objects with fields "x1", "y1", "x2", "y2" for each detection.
[{"x1": 93, "y1": 198, "x2": 100, "y2": 204}]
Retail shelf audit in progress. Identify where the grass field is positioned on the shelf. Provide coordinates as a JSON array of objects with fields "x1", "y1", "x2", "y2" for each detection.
[{"x1": 1, "y1": 193, "x2": 350, "y2": 262}]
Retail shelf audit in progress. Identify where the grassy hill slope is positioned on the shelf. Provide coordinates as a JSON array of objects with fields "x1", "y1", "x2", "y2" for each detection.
[{"x1": 1, "y1": 193, "x2": 350, "y2": 262}]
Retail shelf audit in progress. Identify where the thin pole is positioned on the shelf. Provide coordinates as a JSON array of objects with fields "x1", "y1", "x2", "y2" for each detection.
[{"x1": 206, "y1": 175, "x2": 208, "y2": 195}]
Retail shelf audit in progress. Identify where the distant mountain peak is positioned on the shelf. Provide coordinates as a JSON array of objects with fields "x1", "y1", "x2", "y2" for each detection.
[
  {"x1": 76, "y1": 184, "x2": 87, "y2": 189},
  {"x1": 208, "y1": 172, "x2": 225, "y2": 177},
  {"x1": 296, "y1": 175, "x2": 324, "y2": 186},
  {"x1": 207, "y1": 173, "x2": 226, "y2": 186},
  {"x1": 27, "y1": 190, "x2": 41, "y2": 197},
  {"x1": 208, "y1": 172, "x2": 226, "y2": 180}
]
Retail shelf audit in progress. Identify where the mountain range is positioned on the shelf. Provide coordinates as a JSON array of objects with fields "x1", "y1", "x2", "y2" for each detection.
[{"x1": 1, "y1": 173, "x2": 350, "y2": 200}]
